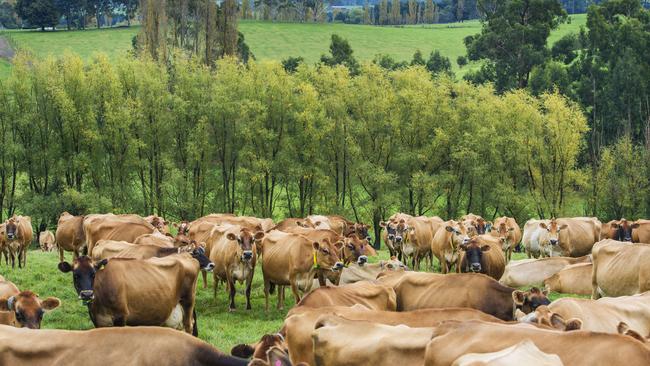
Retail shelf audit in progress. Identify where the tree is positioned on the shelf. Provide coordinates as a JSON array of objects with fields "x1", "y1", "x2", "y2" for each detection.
[
  {"x1": 241, "y1": 0, "x2": 252, "y2": 19},
  {"x1": 16, "y1": 0, "x2": 60, "y2": 30},
  {"x1": 390, "y1": 0, "x2": 401, "y2": 24},
  {"x1": 426, "y1": 50, "x2": 452, "y2": 76},
  {"x1": 379, "y1": 0, "x2": 388, "y2": 24},
  {"x1": 0, "y1": 2, "x2": 19, "y2": 28},
  {"x1": 363, "y1": 0, "x2": 372, "y2": 24},
  {"x1": 464, "y1": 0, "x2": 567, "y2": 92},
  {"x1": 424, "y1": 0, "x2": 434, "y2": 23},
  {"x1": 455, "y1": 0, "x2": 465, "y2": 21},
  {"x1": 407, "y1": 0, "x2": 417, "y2": 24},
  {"x1": 282, "y1": 56, "x2": 304, "y2": 73},
  {"x1": 320, "y1": 34, "x2": 359, "y2": 75}
]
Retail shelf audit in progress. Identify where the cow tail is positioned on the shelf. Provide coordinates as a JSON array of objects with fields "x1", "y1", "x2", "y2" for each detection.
[{"x1": 192, "y1": 308, "x2": 198, "y2": 337}]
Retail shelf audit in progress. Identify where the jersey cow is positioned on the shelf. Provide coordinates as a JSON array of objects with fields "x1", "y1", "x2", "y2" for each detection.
[
  {"x1": 591, "y1": 239, "x2": 650, "y2": 298},
  {"x1": 499, "y1": 255, "x2": 591, "y2": 288},
  {"x1": 538, "y1": 217, "x2": 602, "y2": 257},
  {"x1": 3, "y1": 215, "x2": 33, "y2": 269},
  {"x1": 543, "y1": 262, "x2": 593, "y2": 295},
  {"x1": 83, "y1": 214, "x2": 154, "y2": 255},
  {"x1": 38, "y1": 230, "x2": 56, "y2": 252},
  {"x1": 0, "y1": 277, "x2": 60, "y2": 329},
  {"x1": 489, "y1": 216, "x2": 522, "y2": 262},
  {"x1": 55, "y1": 212, "x2": 86, "y2": 262},
  {"x1": 459, "y1": 235, "x2": 506, "y2": 280},
  {"x1": 431, "y1": 220, "x2": 471, "y2": 274},
  {"x1": 632, "y1": 219, "x2": 650, "y2": 243}
]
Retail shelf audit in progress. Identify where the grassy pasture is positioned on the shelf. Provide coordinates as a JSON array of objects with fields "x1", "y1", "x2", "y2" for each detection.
[
  {"x1": 0, "y1": 14, "x2": 586, "y2": 78},
  {"x1": 1, "y1": 248, "x2": 586, "y2": 353}
]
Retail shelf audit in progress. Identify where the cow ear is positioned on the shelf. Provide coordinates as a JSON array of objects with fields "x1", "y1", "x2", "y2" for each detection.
[
  {"x1": 94, "y1": 259, "x2": 108, "y2": 271},
  {"x1": 226, "y1": 233, "x2": 238, "y2": 241},
  {"x1": 631, "y1": 223, "x2": 640, "y2": 229},
  {"x1": 312, "y1": 242, "x2": 320, "y2": 250},
  {"x1": 379, "y1": 221, "x2": 387, "y2": 228},
  {"x1": 58, "y1": 261, "x2": 73, "y2": 273},
  {"x1": 0, "y1": 297, "x2": 12, "y2": 311},
  {"x1": 230, "y1": 344, "x2": 255, "y2": 358},
  {"x1": 560, "y1": 224, "x2": 568, "y2": 230},
  {"x1": 610, "y1": 223, "x2": 620, "y2": 229},
  {"x1": 539, "y1": 223, "x2": 547, "y2": 229},
  {"x1": 333, "y1": 241, "x2": 343, "y2": 250},
  {"x1": 445, "y1": 226, "x2": 454, "y2": 232},
  {"x1": 512, "y1": 290, "x2": 526, "y2": 305},
  {"x1": 267, "y1": 347, "x2": 292, "y2": 366},
  {"x1": 480, "y1": 245, "x2": 491, "y2": 252},
  {"x1": 254, "y1": 231, "x2": 265, "y2": 240},
  {"x1": 41, "y1": 297, "x2": 61, "y2": 311},
  {"x1": 549, "y1": 313, "x2": 566, "y2": 330},
  {"x1": 565, "y1": 318, "x2": 582, "y2": 331}
]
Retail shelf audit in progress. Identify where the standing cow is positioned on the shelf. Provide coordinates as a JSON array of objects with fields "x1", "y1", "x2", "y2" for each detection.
[
  {"x1": 3, "y1": 216, "x2": 33, "y2": 269},
  {"x1": 38, "y1": 230, "x2": 56, "y2": 252},
  {"x1": 83, "y1": 214, "x2": 155, "y2": 255},
  {"x1": 459, "y1": 235, "x2": 506, "y2": 280},
  {"x1": 400, "y1": 216, "x2": 444, "y2": 270},
  {"x1": 55, "y1": 212, "x2": 86, "y2": 262},
  {"x1": 538, "y1": 217, "x2": 601, "y2": 257},
  {"x1": 431, "y1": 220, "x2": 470, "y2": 273},
  {"x1": 490, "y1": 216, "x2": 522, "y2": 262}
]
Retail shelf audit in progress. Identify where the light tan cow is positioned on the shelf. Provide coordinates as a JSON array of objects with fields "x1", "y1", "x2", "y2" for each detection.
[
  {"x1": 459, "y1": 235, "x2": 506, "y2": 280},
  {"x1": 543, "y1": 263, "x2": 593, "y2": 295},
  {"x1": 338, "y1": 257, "x2": 407, "y2": 285},
  {"x1": 194, "y1": 214, "x2": 274, "y2": 233},
  {"x1": 520, "y1": 292, "x2": 650, "y2": 336},
  {"x1": 632, "y1": 219, "x2": 650, "y2": 243},
  {"x1": 132, "y1": 229, "x2": 192, "y2": 248},
  {"x1": 3, "y1": 215, "x2": 33, "y2": 269},
  {"x1": 210, "y1": 225, "x2": 264, "y2": 311},
  {"x1": 461, "y1": 213, "x2": 489, "y2": 236},
  {"x1": 431, "y1": 220, "x2": 470, "y2": 274},
  {"x1": 451, "y1": 340, "x2": 563, "y2": 366},
  {"x1": 304, "y1": 215, "x2": 351, "y2": 235},
  {"x1": 490, "y1": 216, "x2": 522, "y2": 262},
  {"x1": 591, "y1": 239, "x2": 650, "y2": 298},
  {"x1": 0, "y1": 325, "x2": 249, "y2": 366},
  {"x1": 400, "y1": 216, "x2": 444, "y2": 270},
  {"x1": 279, "y1": 306, "x2": 503, "y2": 366},
  {"x1": 58, "y1": 253, "x2": 201, "y2": 335},
  {"x1": 55, "y1": 212, "x2": 86, "y2": 262},
  {"x1": 423, "y1": 320, "x2": 650, "y2": 366},
  {"x1": 312, "y1": 315, "x2": 436, "y2": 366},
  {"x1": 144, "y1": 215, "x2": 170, "y2": 235},
  {"x1": 296, "y1": 281, "x2": 397, "y2": 310},
  {"x1": 499, "y1": 256, "x2": 591, "y2": 287},
  {"x1": 261, "y1": 230, "x2": 343, "y2": 310},
  {"x1": 38, "y1": 230, "x2": 56, "y2": 252},
  {"x1": 91, "y1": 240, "x2": 137, "y2": 261},
  {"x1": 522, "y1": 219, "x2": 551, "y2": 258},
  {"x1": 537, "y1": 217, "x2": 601, "y2": 257},
  {"x1": 0, "y1": 224, "x2": 6, "y2": 266},
  {"x1": 83, "y1": 214, "x2": 154, "y2": 255},
  {"x1": 0, "y1": 277, "x2": 60, "y2": 329}
]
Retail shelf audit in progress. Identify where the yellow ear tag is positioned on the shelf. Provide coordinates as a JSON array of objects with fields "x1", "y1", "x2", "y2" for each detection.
[{"x1": 313, "y1": 251, "x2": 318, "y2": 268}]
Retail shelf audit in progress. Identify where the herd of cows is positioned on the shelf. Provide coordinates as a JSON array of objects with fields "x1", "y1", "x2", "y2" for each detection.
[{"x1": 1, "y1": 212, "x2": 650, "y2": 365}]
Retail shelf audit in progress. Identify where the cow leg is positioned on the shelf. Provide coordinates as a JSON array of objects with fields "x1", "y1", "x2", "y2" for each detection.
[
  {"x1": 591, "y1": 254, "x2": 601, "y2": 300},
  {"x1": 279, "y1": 285, "x2": 287, "y2": 310},
  {"x1": 9, "y1": 250, "x2": 15, "y2": 269},
  {"x1": 21, "y1": 247, "x2": 26, "y2": 268},
  {"x1": 264, "y1": 278, "x2": 271, "y2": 312},
  {"x1": 202, "y1": 270, "x2": 208, "y2": 289},
  {"x1": 289, "y1": 276, "x2": 301, "y2": 307},
  {"x1": 245, "y1": 275, "x2": 253, "y2": 310},
  {"x1": 212, "y1": 272, "x2": 219, "y2": 300},
  {"x1": 59, "y1": 246, "x2": 65, "y2": 262},
  {"x1": 192, "y1": 309, "x2": 198, "y2": 337},
  {"x1": 228, "y1": 276, "x2": 237, "y2": 312}
]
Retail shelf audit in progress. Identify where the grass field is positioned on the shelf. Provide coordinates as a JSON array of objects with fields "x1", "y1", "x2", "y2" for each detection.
[
  {"x1": 1, "y1": 247, "x2": 585, "y2": 353},
  {"x1": 0, "y1": 14, "x2": 586, "y2": 78}
]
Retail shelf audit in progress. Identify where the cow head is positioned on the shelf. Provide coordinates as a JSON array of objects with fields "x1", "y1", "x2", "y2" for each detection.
[
  {"x1": 345, "y1": 223, "x2": 371, "y2": 242},
  {"x1": 445, "y1": 221, "x2": 470, "y2": 249},
  {"x1": 492, "y1": 222, "x2": 516, "y2": 250},
  {"x1": 0, "y1": 291, "x2": 60, "y2": 329},
  {"x1": 391, "y1": 219, "x2": 409, "y2": 246},
  {"x1": 380, "y1": 220, "x2": 397, "y2": 243},
  {"x1": 539, "y1": 219, "x2": 567, "y2": 248},
  {"x1": 611, "y1": 219, "x2": 637, "y2": 242},
  {"x1": 58, "y1": 256, "x2": 107, "y2": 302},
  {"x1": 173, "y1": 233, "x2": 193, "y2": 248},
  {"x1": 313, "y1": 238, "x2": 344, "y2": 272},
  {"x1": 342, "y1": 235, "x2": 368, "y2": 266},
  {"x1": 173, "y1": 221, "x2": 190, "y2": 236},
  {"x1": 460, "y1": 238, "x2": 490, "y2": 273},
  {"x1": 226, "y1": 229, "x2": 264, "y2": 263},
  {"x1": 181, "y1": 241, "x2": 214, "y2": 271},
  {"x1": 231, "y1": 333, "x2": 287, "y2": 361},
  {"x1": 379, "y1": 256, "x2": 408, "y2": 271},
  {"x1": 149, "y1": 216, "x2": 169, "y2": 234},
  {"x1": 512, "y1": 287, "x2": 551, "y2": 315},
  {"x1": 618, "y1": 322, "x2": 650, "y2": 344},
  {"x1": 517, "y1": 305, "x2": 583, "y2": 331},
  {"x1": 5, "y1": 217, "x2": 19, "y2": 241}
]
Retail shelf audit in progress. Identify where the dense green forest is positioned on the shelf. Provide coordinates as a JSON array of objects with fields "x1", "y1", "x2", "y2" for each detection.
[{"x1": 0, "y1": 0, "x2": 648, "y2": 244}]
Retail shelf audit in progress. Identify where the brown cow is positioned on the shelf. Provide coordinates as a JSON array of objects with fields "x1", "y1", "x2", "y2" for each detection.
[
  {"x1": 522, "y1": 219, "x2": 551, "y2": 258},
  {"x1": 380, "y1": 213, "x2": 413, "y2": 261},
  {"x1": 195, "y1": 214, "x2": 275, "y2": 233},
  {"x1": 210, "y1": 226, "x2": 264, "y2": 311},
  {"x1": 231, "y1": 334, "x2": 289, "y2": 365},
  {"x1": 461, "y1": 213, "x2": 489, "y2": 236},
  {"x1": 632, "y1": 219, "x2": 650, "y2": 243},
  {"x1": 459, "y1": 235, "x2": 505, "y2": 280},
  {"x1": 144, "y1": 215, "x2": 170, "y2": 235},
  {"x1": 431, "y1": 220, "x2": 470, "y2": 274},
  {"x1": 55, "y1": 212, "x2": 86, "y2": 262},
  {"x1": 304, "y1": 215, "x2": 352, "y2": 235},
  {"x1": 543, "y1": 262, "x2": 593, "y2": 295},
  {"x1": 490, "y1": 216, "x2": 522, "y2": 262},
  {"x1": 91, "y1": 240, "x2": 137, "y2": 261},
  {"x1": 38, "y1": 230, "x2": 56, "y2": 252},
  {"x1": 0, "y1": 277, "x2": 60, "y2": 329},
  {"x1": 382, "y1": 271, "x2": 549, "y2": 320},
  {"x1": 601, "y1": 218, "x2": 636, "y2": 242},
  {"x1": 591, "y1": 239, "x2": 650, "y2": 298},
  {"x1": 0, "y1": 325, "x2": 250, "y2": 366},
  {"x1": 296, "y1": 281, "x2": 397, "y2": 310},
  {"x1": 538, "y1": 217, "x2": 601, "y2": 257},
  {"x1": 339, "y1": 257, "x2": 407, "y2": 285},
  {"x1": 520, "y1": 292, "x2": 650, "y2": 335},
  {"x1": 83, "y1": 214, "x2": 154, "y2": 255},
  {"x1": 424, "y1": 320, "x2": 650, "y2": 366},
  {"x1": 90, "y1": 239, "x2": 213, "y2": 270},
  {"x1": 3, "y1": 215, "x2": 33, "y2": 269},
  {"x1": 273, "y1": 218, "x2": 315, "y2": 231},
  {"x1": 451, "y1": 340, "x2": 563, "y2": 366},
  {"x1": 279, "y1": 305, "x2": 504, "y2": 366},
  {"x1": 400, "y1": 216, "x2": 444, "y2": 270},
  {"x1": 133, "y1": 229, "x2": 192, "y2": 248},
  {"x1": 58, "y1": 253, "x2": 201, "y2": 335},
  {"x1": 261, "y1": 230, "x2": 343, "y2": 310},
  {"x1": 499, "y1": 255, "x2": 591, "y2": 287}
]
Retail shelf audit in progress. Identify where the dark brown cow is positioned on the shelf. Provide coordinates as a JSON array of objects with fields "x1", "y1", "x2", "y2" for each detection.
[
  {"x1": 381, "y1": 271, "x2": 549, "y2": 321},
  {"x1": 0, "y1": 325, "x2": 250, "y2": 366},
  {"x1": 0, "y1": 277, "x2": 60, "y2": 329},
  {"x1": 55, "y1": 212, "x2": 86, "y2": 262},
  {"x1": 58, "y1": 253, "x2": 202, "y2": 335},
  {"x1": 601, "y1": 219, "x2": 636, "y2": 242}
]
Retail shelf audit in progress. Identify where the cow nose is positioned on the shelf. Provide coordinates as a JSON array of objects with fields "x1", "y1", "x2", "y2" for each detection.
[
  {"x1": 462, "y1": 238, "x2": 470, "y2": 245},
  {"x1": 471, "y1": 263, "x2": 481, "y2": 272},
  {"x1": 395, "y1": 236, "x2": 403, "y2": 243},
  {"x1": 625, "y1": 236, "x2": 632, "y2": 242},
  {"x1": 204, "y1": 262, "x2": 215, "y2": 272},
  {"x1": 549, "y1": 239, "x2": 558, "y2": 245},
  {"x1": 357, "y1": 256, "x2": 368, "y2": 265},
  {"x1": 333, "y1": 262, "x2": 344, "y2": 271},
  {"x1": 79, "y1": 290, "x2": 94, "y2": 300},
  {"x1": 242, "y1": 251, "x2": 253, "y2": 260},
  {"x1": 388, "y1": 234, "x2": 395, "y2": 241}
]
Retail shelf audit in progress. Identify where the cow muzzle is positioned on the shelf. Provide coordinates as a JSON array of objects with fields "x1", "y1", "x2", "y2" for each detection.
[
  {"x1": 470, "y1": 263, "x2": 481, "y2": 272},
  {"x1": 395, "y1": 236, "x2": 403, "y2": 243},
  {"x1": 242, "y1": 251, "x2": 253, "y2": 261},
  {"x1": 79, "y1": 290, "x2": 94, "y2": 301},
  {"x1": 357, "y1": 255, "x2": 368, "y2": 266},
  {"x1": 7, "y1": 233, "x2": 14, "y2": 240},
  {"x1": 204, "y1": 262, "x2": 215, "y2": 272},
  {"x1": 549, "y1": 239, "x2": 558, "y2": 246},
  {"x1": 388, "y1": 234, "x2": 395, "y2": 241},
  {"x1": 332, "y1": 262, "x2": 344, "y2": 271}
]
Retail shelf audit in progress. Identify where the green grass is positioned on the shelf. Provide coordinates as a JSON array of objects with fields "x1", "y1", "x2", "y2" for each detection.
[
  {"x1": 0, "y1": 14, "x2": 586, "y2": 78},
  {"x1": 0, "y1": 59, "x2": 10, "y2": 79},
  {"x1": 1, "y1": 248, "x2": 587, "y2": 353}
]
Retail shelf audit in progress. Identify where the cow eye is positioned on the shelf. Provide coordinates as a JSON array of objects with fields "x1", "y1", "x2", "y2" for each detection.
[{"x1": 387, "y1": 264, "x2": 394, "y2": 268}]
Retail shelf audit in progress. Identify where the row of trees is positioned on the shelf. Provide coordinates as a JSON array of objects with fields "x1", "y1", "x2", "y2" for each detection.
[{"x1": 2, "y1": 51, "x2": 647, "y2": 241}]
